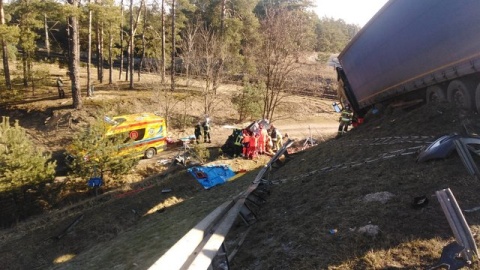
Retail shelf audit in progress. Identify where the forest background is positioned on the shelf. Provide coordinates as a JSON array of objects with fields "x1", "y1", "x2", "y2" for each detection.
[{"x1": 0, "y1": 0, "x2": 358, "y2": 107}]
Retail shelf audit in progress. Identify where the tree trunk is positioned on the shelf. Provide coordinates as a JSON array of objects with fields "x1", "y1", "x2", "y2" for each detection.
[
  {"x1": 68, "y1": 0, "x2": 82, "y2": 109},
  {"x1": 28, "y1": 56, "x2": 34, "y2": 95},
  {"x1": 138, "y1": 3, "x2": 146, "y2": 81},
  {"x1": 96, "y1": 22, "x2": 100, "y2": 81},
  {"x1": 97, "y1": 22, "x2": 104, "y2": 83},
  {"x1": 0, "y1": 0, "x2": 11, "y2": 90},
  {"x1": 44, "y1": 13, "x2": 50, "y2": 57},
  {"x1": 170, "y1": 0, "x2": 175, "y2": 92},
  {"x1": 125, "y1": 41, "x2": 129, "y2": 81},
  {"x1": 127, "y1": 0, "x2": 144, "y2": 88},
  {"x1": 128, "y1": 0, "x2": 134, "y2": 89},
  {"x1": 87, "y1": 0, "x2": 92, "y2": 97},
  {"x1": 22, "y1": 52, "x2": 27, "y2": 87},
  {"x1": 161, "y1": 0, "x2": 165, "y2": 83},
  {"x1": 108, "y1": 24, "x2": 113, "y2": 84},
  {"x1": 119, "y1": 0, "x2": 124, "y2": 80},
  {"x1": 220, "y1": 0, "x2": 226, "y2": 36}
]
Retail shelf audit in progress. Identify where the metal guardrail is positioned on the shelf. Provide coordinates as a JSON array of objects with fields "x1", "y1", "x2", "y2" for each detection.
[
  {"x1": 149, "y1": 139, "x2": 295, "y2": 270},
  {"x1": 432, "y1": 188, "x2": 478, "y2": 269},
  {"x1": 151, "y1": 135, "x2": 480, "y2": 269}
]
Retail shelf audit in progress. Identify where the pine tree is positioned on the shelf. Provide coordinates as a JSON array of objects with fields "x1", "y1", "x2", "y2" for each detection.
[
  {"x1": 0, "y1": 116, "x2": 56, "y2": 192},
  {"x1": 66, "y1": 118, "x2": 138, "y2": 179},
  {"x1": 231, "y1": 82, "x2": 264, "y2": 121}
]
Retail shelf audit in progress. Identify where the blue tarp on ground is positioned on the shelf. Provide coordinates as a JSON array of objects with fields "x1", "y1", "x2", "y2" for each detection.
[{"x1": 187, "y1": 165, "x2": 236, "y2": 189}]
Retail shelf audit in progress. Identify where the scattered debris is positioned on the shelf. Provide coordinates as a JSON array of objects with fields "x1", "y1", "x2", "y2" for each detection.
[
  {"x1": 416, "y1": 134, "x2": 459, "y2": 162},
  {"x1": 55, "y1": 214, "x2": 84, "y2": 240},
  {"x1": 464, "y1": 206, "x2": 480, "y2": 213},
  {"x1": 412, "y1": 195, "x2": 429, "y2": 209},
  {"x1": 363, "y1": 191, "x2": 395, "y2": 204},
  {"x1": 157, "y1": 159, "x2": 171, "y2": 165},
  {"x1": 453, "y1": 137, "x2": 480, "y2": 180},
  {"x1": 329, "y1": 229, "x2": 338, "y2": 235},
  {"x1": 357, "y1": 224, "x2": 380, "y2": 237}
]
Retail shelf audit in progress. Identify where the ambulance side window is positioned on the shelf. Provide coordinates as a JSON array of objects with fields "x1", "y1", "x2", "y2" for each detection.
[
  {"x1": 128, "y1": 128, "x2": 146, "y2": 141},
  {"x1": 109, "y1": 129, "x2": 146, "y2": 144}
]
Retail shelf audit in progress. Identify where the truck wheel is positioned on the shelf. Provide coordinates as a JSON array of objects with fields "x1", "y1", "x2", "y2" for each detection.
[
  {"x1": 426, "y1": 85, "x2": 446, "y2": 103},
  {"x1": 447, "y1": 79, "x2": 474, "y2": 110},
  {"x1": 144, "y1": 148, "x2": 156, "y2": 159}
]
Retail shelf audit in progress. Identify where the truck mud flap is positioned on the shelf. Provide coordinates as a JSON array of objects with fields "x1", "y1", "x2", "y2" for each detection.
[
  {"x1": 434, "y1": 188, "x2": 478, "y2": 267},
  {"x1": 453, "y1": 137, "x2": 480, "y2": 180}
]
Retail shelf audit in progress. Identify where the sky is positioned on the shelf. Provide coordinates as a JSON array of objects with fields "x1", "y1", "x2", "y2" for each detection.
[{"x1": 313, "y1": 0, "x2": 389, "y2": 27}]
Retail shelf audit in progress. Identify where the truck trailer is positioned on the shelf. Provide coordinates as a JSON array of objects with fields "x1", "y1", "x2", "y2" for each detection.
[{"x1": 336, "y1": 0, "x2": 480, "y2": 116}]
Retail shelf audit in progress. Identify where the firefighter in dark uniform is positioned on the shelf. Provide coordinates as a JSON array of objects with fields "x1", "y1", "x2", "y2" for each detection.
[
  {"x1": 203, "y1": 120, "x2": 211, "y2": 143},
  {"x1": 194, "y1": 122, "x2": 202, "y2": 144},
  {"x1": 233, "y1": 129, "x2": 244, "y2": 157},
  {"x1": 56, "y1": 77, "x2": 65, "y2": 98},
  {"x1": 337, "y1": 104, "x2": 353, "y2": 137}
]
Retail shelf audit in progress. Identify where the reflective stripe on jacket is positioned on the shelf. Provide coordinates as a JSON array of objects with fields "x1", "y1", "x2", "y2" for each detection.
[
  {"x1": 341, "y1": 110, "x2": 353, "y2": 122},
  {"x1": 234, "y1": 135, "x2": 243, "y2": 146}
]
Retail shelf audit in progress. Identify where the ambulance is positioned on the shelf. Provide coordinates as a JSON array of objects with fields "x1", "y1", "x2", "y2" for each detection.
[{"x1": 104, "y1": 113, "x2": 167, "y2": 159}]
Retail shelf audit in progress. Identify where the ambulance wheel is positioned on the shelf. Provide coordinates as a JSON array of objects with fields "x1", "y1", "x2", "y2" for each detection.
[{"x1": 144, "y1": 148, "x2": 156, "y2": 159}]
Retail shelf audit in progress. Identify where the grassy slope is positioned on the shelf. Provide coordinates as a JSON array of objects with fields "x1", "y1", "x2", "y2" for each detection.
[
  {"x1": 46, "y1": 104, "x2": 480, "y2": 270},
  {"x1": 6, "y1": 62, "x2": 480, "y2": 269}
]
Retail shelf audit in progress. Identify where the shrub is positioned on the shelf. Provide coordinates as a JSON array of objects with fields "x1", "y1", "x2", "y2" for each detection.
[
  {"x1": 0, "y1": 116, "x2": 56, "y2": 192},
  {"x1": 66, "y1": 117, "x2": 139, "y2": 180},
  {"x1": 231, "y1": 82, "x2": 264, "y2": 121}
]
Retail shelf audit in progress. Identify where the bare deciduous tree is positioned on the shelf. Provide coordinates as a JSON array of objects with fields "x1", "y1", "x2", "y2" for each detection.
[
  {"x1": 258, "y1": 7, "x2": 314, "y2": 121},
  {"x1": 180, "y1": 20, "x2": 199, "y2": 87},
  {"x1": 170, "y1": 0, "x2": 175, "y2": 91},
  {"x1": 160, "y1": 0, "x2": 165, "y2": 83},
  {"x1": 194, "y1": 27, "x2": 225, "y2": 115},
  {"x1": 128, "y1": 0, "x2": 144, "y2": 89}
]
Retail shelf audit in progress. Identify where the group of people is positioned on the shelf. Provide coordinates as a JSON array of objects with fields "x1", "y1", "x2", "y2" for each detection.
[
  {"x1": 194, "y1": 115, "x2": 211, "y2": 143},
  {"x1": 221, "y1": 120, "x2": 284, "y2": 159}
]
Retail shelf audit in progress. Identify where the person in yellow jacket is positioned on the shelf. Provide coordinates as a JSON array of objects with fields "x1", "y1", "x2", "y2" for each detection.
[{"x1": 337, "y1": 104, "x2": 353, "y2": 137}]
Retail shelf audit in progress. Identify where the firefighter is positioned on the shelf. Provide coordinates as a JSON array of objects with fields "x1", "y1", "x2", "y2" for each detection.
[
  {"x1": 233, "y1": 129, "x2": 244, "y2": 157},
  {"x1": 56, "y1": 77, "x2": 65, "y2": 98},
  {"x1": 194, "y1": 122, "x2": 202, "y2": 144},
  {"x1": 337, "y1": 104, "x2": 353, "y2": 137},
  {"x1": 270, "y1": 125, "x2": 283, "y2": 151},
  {"x1": 203, "y1": 120, "x2": 211, "y2": 143}
]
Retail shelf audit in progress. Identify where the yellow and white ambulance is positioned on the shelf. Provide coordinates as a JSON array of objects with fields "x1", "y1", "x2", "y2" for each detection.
[{"x1": 105, "y1": 113, "x2": 167, "y2": 159}]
